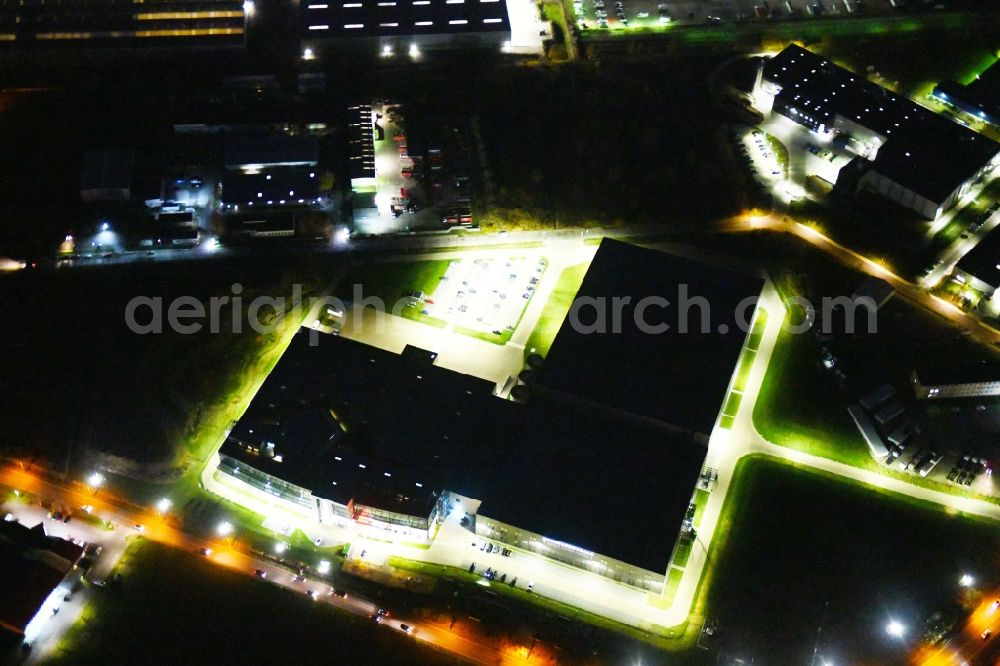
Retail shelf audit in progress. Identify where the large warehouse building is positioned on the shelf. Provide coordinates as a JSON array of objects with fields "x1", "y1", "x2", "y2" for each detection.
[
  {"x1": 756, "y1": 45, "x2": 1000, "y2": 220},
  {"x1": 300, "y1": 0, "x2": 514, "y2": 56},
  {"x1": 0, "y1": 0, "x2": 245, "y2": 47},
  {"x1": 214, "y1": 240, "x2": 763, "y2": 593}
]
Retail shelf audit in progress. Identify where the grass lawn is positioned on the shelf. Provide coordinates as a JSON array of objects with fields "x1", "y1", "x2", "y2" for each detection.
[
  {"x1": 49, "y1": 540, "x2": 461, "y2": 666},
  {"x1": 336, "y1": 259, "x2": 451, "y2": 313},
  {"x1": 671, "y1": 540, "x2": 693, "y2": 569},
  {"x1": 721, "y1": 393, "x2": 742, "y2": 419},
  {"x1": 691, "y1": 489, "x2": 709, "y2": 528},
  {"x1": 661, "y1": 568, "x2": 685, "y2": 607},
  {"x1": 696, "y1": 455, "x2": 1000, "y2": 664},
  {"x1": 523, "y1": 262, "x2": 588, "y2": 357},
  {"x1": 764, "y1": 133, "x2": 789, "y2": 178},
  {"x1": 752, "y1": 321, "x2": 872, "y2": 469}
]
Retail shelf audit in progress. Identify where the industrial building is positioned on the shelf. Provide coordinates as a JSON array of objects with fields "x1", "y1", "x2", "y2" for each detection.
[
  {"x1": 214, "y1": 240, "x2": 763, "y2": 592},
  {"x1": 0, "y1": 520, "x2": 83, "y2": 640},
  {"x1": 300, "y1": 0, "x2": 512, "y2": 56},
  {"x1": 953, "y1": 224, "x2": 1000, "y2": 298},
  {"x1": 0, "y1": 0, "x2": 245, "y2": 47},
  {"x1": 756, "y1": 45, "x2": 1000, "y2": 219},
  {"x1": 912, "y1": 365, "x2": 1000, "y2": 400},
  {"x1": 934, "y1": 58, "x2": 1000, "y2": 128}
]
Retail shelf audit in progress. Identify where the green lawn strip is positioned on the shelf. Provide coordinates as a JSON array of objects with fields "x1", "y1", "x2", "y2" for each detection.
[
  {"x1": 671, "y1": 540, "x2": 693, "y2": 569},
  {"x1": 691, "y1": 489, "x2": 709, "y2": 528},
  {"x1": 745, "y1": 310, "x2": 768, "y2": 351},
  {"x1": 731, "y1": 349, "x2": 756, "y2": 394},
  {"x1": 660, "y1": 567, "x2": 685, "y2": 607},
  {"x1": 721, "y1": 392, "x2": 742, "y2": 418},
  {"x1": 453, "y1": 325, "x2": 514, "y2": 345},
  {"x1": 49, "y1": 539, "x2": 460, "y2": 665},
  {"x1": 400, "y1": 308, "x2": 448, "y2": 328},
  {"x1": 752, "y1": 319, "x2": 872, "y2": 469},
  {"x1": 337, "y1": 259, "x2": 452, "y2": 308},
  {"x1": 764, "y1": 133, "x2": 790, "y2": 176},
  {"x1": 523, "y1": 262, "x2": 589, "y2": 357}
]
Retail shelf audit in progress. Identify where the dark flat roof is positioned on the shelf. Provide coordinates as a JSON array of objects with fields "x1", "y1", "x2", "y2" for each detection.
[
  {"x1": 222, "y1": 405, "x2": 442, "y2": 516},
  {"x1": 915, "y1": 360, "x2": 1000, "y2": 387},
  {"x1": 765, "y1": 45, "x2": 1000, "y2": 204},
  {"x1": 225, "y1": 328, "x2": 707, "y2": 572},
  {"x1": 538, "y1": 239, "x2": 764, "y2": 436},
  {"x1": 956, "y1": 224, "x2": 1000, "y2": 289},
  {"x1": 301, "y1": 0, "x2": 510, "y2": 39},
  {"x1": 219, "y1": 167, "x2": 321, "y2": 207},
  {"x1": 0, "y1": 521, "x2": 82, "y2": 635},
  {"x1": 224, "y1": 134, "x2": 319, "y2": 169},
  {"x1": 935, "y1": 58, "x2": 1000, "y2": 126}
]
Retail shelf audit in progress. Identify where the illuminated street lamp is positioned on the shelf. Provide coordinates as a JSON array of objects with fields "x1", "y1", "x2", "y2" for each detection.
[
  {"x1": 156, "y1": 498, "x2": 172, "y2": 515},
  {"x1": 242, "y1": 0, "x2": 255, "y2": 17},
  {"x1": 886, "y1": 620, "x2": 905, "y2": 638},
  {"x1": 87, "y1": 472, "x2": 105, "y2": 495},
  {"x1": 960, "y1": 573, "x2": 975, "y2": 588},
  {"x1": 217, "y1": 521, "x2": 234, "y2": 537},
  {"x1": 318, "y1": 560, "x2": 331, "y2": 574},
  {"x1": 274, "y1": 542, "x2": 287, "y2": 555}
]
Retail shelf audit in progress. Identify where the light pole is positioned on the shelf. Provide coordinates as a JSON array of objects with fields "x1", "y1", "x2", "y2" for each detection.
[
  {"x1": 809, "y1": 600, "x2": 829, "y2": 666},
  {"x1": 87, "y1": 472, "x2": 104, "y2": 496}
]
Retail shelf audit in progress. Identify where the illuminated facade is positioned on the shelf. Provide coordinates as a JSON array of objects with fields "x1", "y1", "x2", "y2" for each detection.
[
  {"x1": 300, "y1": 0, "x2": 511, "y2": 56},
  {"x1": 0, "y1": 0, "x2": 245, "y2": 46}
]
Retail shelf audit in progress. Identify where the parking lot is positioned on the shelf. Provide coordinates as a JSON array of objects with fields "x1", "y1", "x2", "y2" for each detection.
[
  {"x1": 422, "y1": 256, "x2": 546, "y2": 336},
  {"x1": 571, "y1": 0, "x2": 907, "y2": 32}
]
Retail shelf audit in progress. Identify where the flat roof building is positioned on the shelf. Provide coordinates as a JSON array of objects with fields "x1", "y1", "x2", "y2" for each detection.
[
  {"x1": 537, "y1": 239, "x2": 765, "y2": 440},
  {"x1": 954, "y1": 225, "x2": 1000, "y2": 297},
  {"x1": 934, "y1": 58, "x2": 1000, "y2": 128},
  {"x1": 758, "y1": 45, "x2": 1000, "y2": 219},
  {"x1": 300, "y1": 0, "x2": 511, "y2": 56},
  {"x1": 214, "y1": 242, "x2": 760, "y2": 590},
  {"x1": 912, "y1": 363, "x2": 1000, "y2": 400},
  {"x1": 218, "y1": 134, "x2": 327, "y2": 213},
  {"x1": 0, "y1": 0, "x2": 245, "y2": 47},
  {"x1": 0, "y1": 520, "x2": 83, "y2": 639}
]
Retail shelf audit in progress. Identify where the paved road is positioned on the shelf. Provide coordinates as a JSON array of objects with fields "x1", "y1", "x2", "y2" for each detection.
[
  {"x1": 726, "y1": 212, "x2": 1000, "y2": 347},
  {"x1": 0, "y1": 466, "x2": 531, "y2": 666}
]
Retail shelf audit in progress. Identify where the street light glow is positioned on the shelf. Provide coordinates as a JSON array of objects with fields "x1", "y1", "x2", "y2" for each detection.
[
  {"x1": 217, "y1": 521, "x2": 234, "y2": 537},
  {"x1": 961, "y1": 573, "x2": 975, "y2": 587},
  {"x1": 242, "y1": 0, "x2": 255, "y2": 16},
  {"x1": 275, "y1": 542, "x2": 286, "y2": 554},
  {"x1": 87, "y1": 472, "x2": 104, "y2": 488},
  {"x1": 156, "y1": 498, "x2": 172, "y2": 514},
  {"x1": 886, "y1": 620, "x2": 905, "y2": 638},
  {"x1": 318, "y1": 560, "x2": 331, "y2": 574}
]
